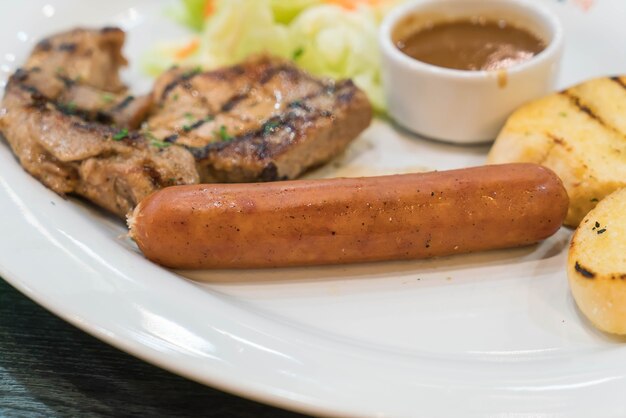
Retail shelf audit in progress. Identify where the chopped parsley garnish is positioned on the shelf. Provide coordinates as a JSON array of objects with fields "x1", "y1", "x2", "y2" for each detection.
[
  {"x1": 145, "y1": 132, "x2": 171, "y2": 149},
  {"x1": 597, "y1": 228, "x2": 607, "y2": 234},
  {"x1": 184, "y1": 112, "x2": 194, "y2": 120},
  {"x1": 217, "y1": 125, "x2": 233, "y2": 142},
  {"x1": 172, "y1": 93, "x2": 179, "y2": 101},
  {"x1": 112, "y1": 128, "x2": 129, "y2": 141},
  {"x1": 150, "y1": 139, "x2": 171, "y2": 148},
  {"x1": 263, "y1": 120, "x2": 281, "y2": 135},
  {"x1": 590, "y1": 198, "x2": 599, "y2": 202},
  {"x1": 289, "y1": 100, "x2": 304, "y2": 109},
  {"x1": 101, "y1": 93, "x2": 115, "y2": 103},
  {"x1": 292, "y1": 47, "x2": 305, "y2": 60},
  {"x1": 60, "y1": 101, "x2": 77, "y2": 114},
  {"x1": 558, "y1": 111, "x2": 567, "y2": 117},
  {"x1": 183, "y1": 66, "x2": 203, "y2": 78}
]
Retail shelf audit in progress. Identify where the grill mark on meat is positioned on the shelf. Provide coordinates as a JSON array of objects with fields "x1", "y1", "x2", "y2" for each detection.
[
  {"x1": 12, "y1": 68, "x2": 30, "y2": 82},
  {"x1": 259, "y1": 64, "x2": 306, "y2": 85},
  {"x1": 181, "y1": 80, "x2": 194, "y2": 92},
  {"x1": 10, "y1": 67, "x2": 135, "y2": 128},
  {"x1": 287, "y1": 82, "x2": 346, "y2": 108},
  {"x1": 70, "y1": 120, "x2": 117, "y2": 137},
  {"x1": 28, "y1": 93, "x2": 50, "y2": 111},
  {"x1": 178, "y1": 79, "x2": 347, "y2": 159},
  {"x1": 288, "y1": 100, "x2": 312, "y2": 112},
  {"x1": 110, "y1": 95, "x2": 134, "y2": 112},
  {"x1": 66, "y1": 119, "x2": 142, "y2": 145},
  {"x1": 163, "y1": 134, "x2": 179, "y2": 143},
  {"x1": 221, "y1": 91, "x2": 250, "y2": 112},
  {"x1": 143, "y1": 164, "x2": 163, "y2": 187},
  {"x1": 161, "y1": 64, "x2": 255, "y2": 101},
  {"x1": 55, "y1": 101, "x2": 97, "y2": 120},
  {"x1": 221, "y1": 80, "x2": 332, "y2": 121},
  {"x1": 56, "y1": 74, "x2": 76, "y2": 88},
  {"x1": 206, "y1": 64, "x2": 246, "y2": 81},
  {"x1": 94, "y1": 111, "x2": 113, "y2": 124},
  {"x1": 158, "y1": 79, "x2": 337, "y2": 148},
  {"x1": 35, "y1": 39, "x2": 53, "y2": 52},
  {"x1": 58, "y1": 42, "x2": 78, "y2": 52},
  {"x1": 14, "y1": 78, "x2": 114, "y2": 123},
  {"x1": 337, "y1": 84, "x2": 357, "y2": 103},
  {"x1": 16, "y1": 82, "x2": 40, "y2": 95},
  {"x1": 68, "y1": 120, "x2": 145, "y2": 146},
  {"x1": 101, "y1": 26, "x2": 122, "y2": 34},
  {"x1": 183, "y1": 117, "x2": 213, "y2": 133},
  {"x1": 160, "y1": 68, "x2": 203, "y2": 100},
  {"x1": 186, "y1": 108, "x2": 323, "y2": 161}
]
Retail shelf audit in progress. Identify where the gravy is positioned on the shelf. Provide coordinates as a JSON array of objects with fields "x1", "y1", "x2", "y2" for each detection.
[{"x1": 396, "y1": 18, "x2": 546, "y2": 71}]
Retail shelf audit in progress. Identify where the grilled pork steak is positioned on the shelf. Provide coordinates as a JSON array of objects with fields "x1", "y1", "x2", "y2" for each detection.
[
  {"x1": 146, "y1": 56, "x2": 372, "y2": 182},
  {"x1": 0, "y1": 28, "x2": 372, "y2": 217},
  {"x1": 24, "y1": 27, "x2": 152, "y2": 129},
  {"x1": 0, "y1": 28, "x2": 198, "y2": 217}
]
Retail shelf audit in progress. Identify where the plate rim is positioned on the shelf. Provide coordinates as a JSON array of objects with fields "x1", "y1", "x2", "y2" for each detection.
[{"x1": 3, "y1": 1, "x2": 626, "y2": 417}]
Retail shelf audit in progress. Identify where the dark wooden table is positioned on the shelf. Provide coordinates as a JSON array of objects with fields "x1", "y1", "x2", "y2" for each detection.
[{"x1": 0, "y1": 278, "x2": 308, "y2": 417}]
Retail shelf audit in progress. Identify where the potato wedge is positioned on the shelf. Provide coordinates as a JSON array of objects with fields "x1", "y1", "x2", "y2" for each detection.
[
  {"x1": 568, "y1": 187, "x2": 626, "y2": 334},
  {"x1": 487, "y1": 76, "x2": 626, "y2": 226}
]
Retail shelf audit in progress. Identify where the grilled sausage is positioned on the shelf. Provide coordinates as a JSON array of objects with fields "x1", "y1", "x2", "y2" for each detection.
[{"x1": 128, "y1": 163, "x2": 569, "y2": 269}]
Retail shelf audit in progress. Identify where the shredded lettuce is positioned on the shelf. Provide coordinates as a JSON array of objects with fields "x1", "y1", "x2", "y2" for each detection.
[
  {"x1": 174, "y1": 0, "x2": 208, "y2": 31},
  {"x1": 145, "y1": 0, "x2": 402, "y2": 112},
  {"x1": 289, "y1": 5, "x2": 384, "y2": 109},
  {"x1": 271, "y1": 0, "x2": 322, "y2": 24},
  {"x1": 198, "y1": 0, "x2": 293, "y2": 65}
]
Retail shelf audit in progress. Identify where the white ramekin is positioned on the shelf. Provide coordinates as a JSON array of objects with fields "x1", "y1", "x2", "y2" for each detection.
[{"x1": 379, "y1": 0, "x2": 564, "y2": 144}]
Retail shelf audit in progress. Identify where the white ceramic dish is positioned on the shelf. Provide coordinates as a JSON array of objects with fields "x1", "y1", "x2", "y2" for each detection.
[
  {"x1": 2, "y1": 1, "x2": 626, "y2": 417},
  {"x1": 380, "y1": 0, "x2": 564, "y2": 143}
]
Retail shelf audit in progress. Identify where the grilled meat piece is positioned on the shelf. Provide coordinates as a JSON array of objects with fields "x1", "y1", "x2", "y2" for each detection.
[
  {"x1": 146, "y1": 56, "x2": 372, "y2": 182},
  {"x1": 22, "y1": 27, "x2": 151, "y2": 129},
  {"x1": 1, "y1": 28, "x2": 372, "y2": 218},
  {"x1": 0, "y1": 28, "x2": 198, "y2": 217},
  {"x1": 27, "y1": 26, "x2": 127, "y2": 93}
]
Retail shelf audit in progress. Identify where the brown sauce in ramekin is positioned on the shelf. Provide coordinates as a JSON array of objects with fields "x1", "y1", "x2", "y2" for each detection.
[{"x1": 396, "y1": 18, "x2": 546, "y2": 71}]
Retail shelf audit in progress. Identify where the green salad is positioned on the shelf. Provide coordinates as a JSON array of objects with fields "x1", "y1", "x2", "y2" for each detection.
[{"x1": 144, "y1": 0, "x2": 403, "y2": 112}]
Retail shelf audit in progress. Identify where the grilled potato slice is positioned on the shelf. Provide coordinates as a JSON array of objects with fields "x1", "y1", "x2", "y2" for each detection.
[
  {"x1": 487, "y1": 76, "x2": 626, "y2": 226},
  {"x1": 568, "y1": 187, "x2": 626, "y2": 334}
]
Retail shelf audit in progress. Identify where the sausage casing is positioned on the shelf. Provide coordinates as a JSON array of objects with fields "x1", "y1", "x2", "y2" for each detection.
[{"x1": 128, "y1": 163, "x2": 568, "y2": 269}]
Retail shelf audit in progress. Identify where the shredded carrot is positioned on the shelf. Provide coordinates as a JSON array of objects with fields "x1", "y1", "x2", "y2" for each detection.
[
  {"x1": 324, "y1": 0, "x2": 382, "y2": 10},
  {"x1": 175, "y1": 39, "x2": 200, "y2": 59},
  {"x1": 203, "y1": 0, "x2": 215, "y2": 17}
]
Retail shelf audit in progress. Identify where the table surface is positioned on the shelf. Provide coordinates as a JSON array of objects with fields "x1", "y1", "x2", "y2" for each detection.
[{"x1": 0, "y1": 278, "x2": 308, "y2": 418}]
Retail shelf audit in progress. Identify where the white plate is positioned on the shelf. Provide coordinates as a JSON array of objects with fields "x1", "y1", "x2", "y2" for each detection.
[{"x1": 2, "y1": 1, "x2": 626, "y2": 416}]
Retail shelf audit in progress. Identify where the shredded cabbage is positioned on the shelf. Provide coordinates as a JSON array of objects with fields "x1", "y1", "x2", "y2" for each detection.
[
  {"x1": 145, "y1": 0, "x2": 402, "y2": 112},
  {"x1": 270, "y1": 0, "x2": 322, "y2": 24},
  {"x1": 172, "y1": 0, "x2": 208, "y2": 31},
  {"x1": 289, "y1": 5, "x2": 384, "y2": 109}
]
